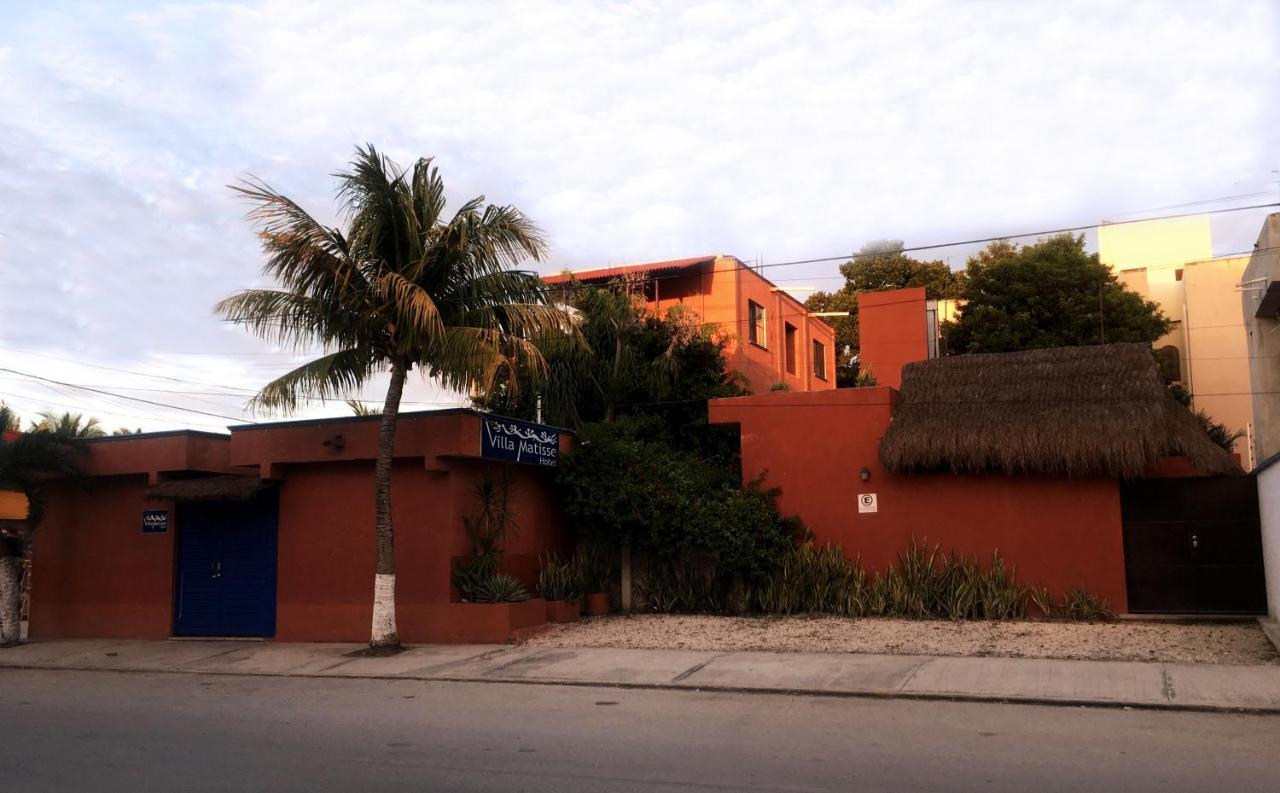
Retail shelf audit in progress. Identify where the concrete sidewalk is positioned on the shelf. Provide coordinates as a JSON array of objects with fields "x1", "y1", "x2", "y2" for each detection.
[{"x1": 3, "y1": 638, "x2": 1279, "y2": 713}]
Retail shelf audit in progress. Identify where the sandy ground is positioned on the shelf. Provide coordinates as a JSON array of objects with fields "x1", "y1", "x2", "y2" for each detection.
[{"x1": 526, "y1": 614, "x2": 1280, "y2": 665}]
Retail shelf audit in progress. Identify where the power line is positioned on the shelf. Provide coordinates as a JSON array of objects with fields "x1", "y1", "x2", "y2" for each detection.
[{"x1": 0, "y1": 367, "x2": 247, "y2": 422}]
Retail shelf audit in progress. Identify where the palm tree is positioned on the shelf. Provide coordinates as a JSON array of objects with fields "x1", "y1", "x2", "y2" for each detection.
[
  {"x1": 33, "y1": 411, "x2": 105, "y2": 439},
  {"x1": 217, "y1": 145, "x2": 575, "y2": 649},
  {"x1": 1, "y1": 406, "x2": 83, "y2": 645}
]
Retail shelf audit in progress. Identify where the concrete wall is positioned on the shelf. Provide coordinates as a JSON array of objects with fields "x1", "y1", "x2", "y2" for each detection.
[
  {"x1": 1260, "y1": 457, "x2": 1280, "y2": 620},
  {"x1": 1242, "y1": 213, "x2": 1280, "y2": 461},
  {"x1": 709, "y1": 389, "x2": 1130, "y2": 611}
]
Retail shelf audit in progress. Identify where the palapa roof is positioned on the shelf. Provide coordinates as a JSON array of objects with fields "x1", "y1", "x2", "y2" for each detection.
[
  {"x1": 145, "y1": 475, "x2": 273, "y2": 502},
  {"x1": 879, "y1": 343, "x2": 1239, "y2": 479}
]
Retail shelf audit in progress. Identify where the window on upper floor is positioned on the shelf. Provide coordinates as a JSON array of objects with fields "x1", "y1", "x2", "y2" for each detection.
[
  {"x1": 813, "y1": 339, "x2": 827, "y2": 380},
  {"x1": 784, "y1": 323, "x2": 797, "y2": 375},
  {"x1": 748, "y1": 300, "x2": 766, "y2": 347}
]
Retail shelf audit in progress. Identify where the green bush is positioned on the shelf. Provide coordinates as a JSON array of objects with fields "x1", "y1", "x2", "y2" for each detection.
[
  {"x1": 537, "y1": 553, "x2": 581, "y2": 601},
  {"x1": 557, "y1": 416, "x2": 803, "y2": 594},
  {"x1": 753, "y1": 540, "x2": 1034, "y2": 620}
]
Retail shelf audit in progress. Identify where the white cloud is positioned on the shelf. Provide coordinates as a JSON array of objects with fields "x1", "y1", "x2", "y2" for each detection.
[{"x1": 0, "y1": 0, "x2": 1277, "y2": 429}]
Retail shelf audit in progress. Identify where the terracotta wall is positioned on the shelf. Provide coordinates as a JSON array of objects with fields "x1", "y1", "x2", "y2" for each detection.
[
  {"x1": 275, "y1": 458, "x2": 566, "y2": 643},
  {"x1": 709, "y1": 388, "x2": 1129, "y2": 611},
  {"x1": 28, "y1": 414, "x2": 568, "y2": 642},
  {"x1": 857, "y1": 288, "x2": 928, "y2": 389},
  {"x1": 31, "y1": 477, "x2": 178, "y2": 639}
]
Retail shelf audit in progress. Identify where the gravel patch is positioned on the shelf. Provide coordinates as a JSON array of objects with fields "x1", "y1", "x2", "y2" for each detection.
[{"x1": 526, "y1": 614, "x2": 1280, "y2": 665}]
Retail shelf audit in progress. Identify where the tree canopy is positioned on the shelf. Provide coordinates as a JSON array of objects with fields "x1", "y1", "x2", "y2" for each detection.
[
  {"x1": 806, "y1": 240, "x2": 965, "y2": 385},
  {"x1": 944, "y1": 234, "x2": 1172, "y2": 354},
  {"x1": 477, "y1": 282, "x2": 746, "y2": 432}
]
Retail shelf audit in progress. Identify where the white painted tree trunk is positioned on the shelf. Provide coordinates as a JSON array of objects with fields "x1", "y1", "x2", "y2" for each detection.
[
  {"x1": 370, "y1": 573, "x2": 397, "y2": 645},
  {"x1": 0, "y1": 557, "x2": 21, "y2": 646}
]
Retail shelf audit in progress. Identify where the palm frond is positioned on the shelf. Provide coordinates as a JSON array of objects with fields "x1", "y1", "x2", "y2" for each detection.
[
  {"x1": 373, "y1": 270, "x2": 445, "y2": 349},
  {"x1": 249, "y1": 348, "x2": 378, "y2": 414},
  {"x1": 215, "y1": 289, "x2": 370, "y2": 350}
]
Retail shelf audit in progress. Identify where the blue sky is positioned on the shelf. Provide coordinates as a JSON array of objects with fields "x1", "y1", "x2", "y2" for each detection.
[{"x1": 1, "y1": 0, "x2": 1277, "y2": 430}]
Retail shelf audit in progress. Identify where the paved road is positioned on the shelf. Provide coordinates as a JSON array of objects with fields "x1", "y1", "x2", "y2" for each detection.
[{"x1": 2, "y1": 669, "x2": 1278, "y2": 792}]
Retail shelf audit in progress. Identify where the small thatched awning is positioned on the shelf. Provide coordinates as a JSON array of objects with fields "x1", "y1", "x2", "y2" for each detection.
[
  {"x1": 146, "y1": 475, "x2": 273, "y2": 502},
  {"x1": 879, "y1": 343, "x2": 1239, "y2": 479}
]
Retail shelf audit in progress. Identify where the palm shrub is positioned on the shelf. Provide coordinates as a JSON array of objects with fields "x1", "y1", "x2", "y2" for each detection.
[{"x1": 218, "y1": 146, "x2": 575, "y2": 647}]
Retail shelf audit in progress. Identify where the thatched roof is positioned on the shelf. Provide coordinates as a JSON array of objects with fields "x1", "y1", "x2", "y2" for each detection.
[
  {"x1": 879, "y1": 343, "x2": 1239, "y2": 478},
  {"x1": 146, "y1": 475, "x2": 273, "y2": 502}
]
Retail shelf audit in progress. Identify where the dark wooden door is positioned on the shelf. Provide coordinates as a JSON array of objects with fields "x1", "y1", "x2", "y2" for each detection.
[{"x1": 1121, "y1": 476, "x2": 1266, "y2": 614}]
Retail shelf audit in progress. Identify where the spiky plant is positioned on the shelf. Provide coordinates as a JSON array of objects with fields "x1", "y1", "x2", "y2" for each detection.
[{"x1": 217, "y1": 145, "x2": 576, "y2": 648}]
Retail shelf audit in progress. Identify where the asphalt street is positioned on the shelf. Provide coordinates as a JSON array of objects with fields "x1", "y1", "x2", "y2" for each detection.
[{"x1": 1, "y1": 668, "x2": 1277, "y2": 792}]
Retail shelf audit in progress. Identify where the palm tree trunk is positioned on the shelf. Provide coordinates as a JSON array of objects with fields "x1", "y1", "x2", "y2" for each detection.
[
  {"x1": 0, "y1": 537, "x2": 22, "y2": 646},
  {"x1": 370, "y1": 363, "x2": 407, "y2": 648}
]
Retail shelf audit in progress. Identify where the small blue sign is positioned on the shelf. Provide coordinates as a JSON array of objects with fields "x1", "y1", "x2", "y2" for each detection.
[
  {"x1": 142, "y1": 509, "x2": 169, "y2": 534},
  {"x1": 481, "y1": 416, "x2": 559, "y2": 468}
]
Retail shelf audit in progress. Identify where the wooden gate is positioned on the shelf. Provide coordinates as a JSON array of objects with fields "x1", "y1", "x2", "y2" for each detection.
[{"x1": 1121, "y1": 476, "x2": 1266, "y2": 614}]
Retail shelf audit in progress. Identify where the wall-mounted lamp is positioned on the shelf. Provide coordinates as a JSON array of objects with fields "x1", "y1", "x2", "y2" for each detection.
[
  {"x1": 859, "y1": 466, "x2": 871, "y2": 482},
  {"x1": 323, "y1": 434, "x2": 346, "y2": 451}
]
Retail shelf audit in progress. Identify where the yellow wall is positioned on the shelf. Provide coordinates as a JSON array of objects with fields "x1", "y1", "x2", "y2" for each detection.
[
  {"x1": 0, "y1": 489, "x2": 29, "y2": 520},
  {"x1": 1099, "y1": 215, "x2": 1212, "y2": 271},
  {"x1": 1182, "y1": 256, "x2": 1254, "y2": 464},
  {"x1": 1100, "y1": 215, "x2": 1255, "y2": 465}
]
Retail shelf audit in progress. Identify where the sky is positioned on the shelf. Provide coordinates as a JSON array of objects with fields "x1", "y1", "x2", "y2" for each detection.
[{"x1": 0, "y1": 0, "x2": 1277, "y2": 432}]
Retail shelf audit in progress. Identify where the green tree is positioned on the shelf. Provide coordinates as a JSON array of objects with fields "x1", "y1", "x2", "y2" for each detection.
[
  {"x1": 944, "y1": 234, "x2": 1172, "y2": 354},
  {"x1": 217, "y1": 145, "x2": 574, "y2": 649},
  {"x1": 478, "y1": 284, "x2": 745, "y2": 432},
  {"x1": 555, "y1": 416, "x2": 801, "y2": 611},
  {"x1": 806, "y1": 240, "x2": 965, "y2": 385},
  {"x1": 32, "y1": 411, "x2": 105, "y2": 439},
  {"x1": 1, "y1": 406, "x2": 83, "y2": 645}
]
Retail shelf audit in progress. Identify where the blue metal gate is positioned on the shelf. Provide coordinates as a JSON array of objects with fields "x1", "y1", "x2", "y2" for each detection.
[{"x1": 174, "y1": 493, "x2": 278, "y2": 637}]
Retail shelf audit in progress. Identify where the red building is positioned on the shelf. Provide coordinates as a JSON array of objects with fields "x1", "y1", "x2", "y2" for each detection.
[
  {"x1": 710, "y1": 288, "x2": 1253, "y2": 615},
  {"x1": 545, "y1": 255, "x2": 837, "y2": 394},
  {"x1": 30, "y1": 410, "x2": 569, "y2": 643}
]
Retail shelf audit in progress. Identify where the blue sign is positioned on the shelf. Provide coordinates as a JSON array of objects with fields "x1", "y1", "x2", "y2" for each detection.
[
  {"x1": 481, "y1": 416, "x2": 559, "y2": 467},
  {"x1": 142, "y1": 509, "x2": 169, "y2": 534}
]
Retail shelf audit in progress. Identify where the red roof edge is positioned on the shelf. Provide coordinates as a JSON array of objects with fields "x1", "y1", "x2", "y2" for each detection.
[{"x1": 542, "y1": 255, "x2": 717, "y2": 284}]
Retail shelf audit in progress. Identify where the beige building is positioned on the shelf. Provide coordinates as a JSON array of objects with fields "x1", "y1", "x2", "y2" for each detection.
[
  {"x1": 1241, "y1": 213, "x2": 1280, "y2": 463},
  {"x1": 1100, "y1": 216, "x2": 1257, "y2": 467}
]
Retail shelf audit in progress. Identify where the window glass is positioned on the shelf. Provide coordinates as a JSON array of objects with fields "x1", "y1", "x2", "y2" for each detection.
[
  {"x1": 748, "y1": 301, "x2": 766, "y2": 347},
  {"x1": 813, "y1": 340, "x2": 826, "y2": 380}
]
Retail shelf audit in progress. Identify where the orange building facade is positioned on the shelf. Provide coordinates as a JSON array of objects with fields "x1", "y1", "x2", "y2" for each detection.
[
  {"x1": 29, "y1": 410, "x2": 570, "y2": 643},
  {"x1": 545, "y1": 255, "x2": 837, "y2": 394}
]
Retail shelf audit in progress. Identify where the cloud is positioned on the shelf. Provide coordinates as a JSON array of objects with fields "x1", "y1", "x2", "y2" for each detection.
[{"x1": 0, "y1": 0, "x2": 1277, "y2": 429}]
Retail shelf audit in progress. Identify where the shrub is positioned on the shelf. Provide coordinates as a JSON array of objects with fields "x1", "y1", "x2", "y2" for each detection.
[
  {"x1": 461, "y1": 572, "x2": 531, "y2": 604},
  {"x1": 537, "y1": 553, "x2": 581, "y2": 602},
  {"x1": 753, "y1": 539, "x2": 1031, "y2": 620},
  {"x1": 1062, "y1": 588, "x2": 1115, "y2": 621},
  {"x1": 558, "y1": 417, "x2": 803, "y2": 598}
]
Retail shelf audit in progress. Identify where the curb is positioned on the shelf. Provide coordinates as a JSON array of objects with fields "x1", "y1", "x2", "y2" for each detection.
[{"x1": 3, "y1": 661, "x2": 1278, "y2": 716}]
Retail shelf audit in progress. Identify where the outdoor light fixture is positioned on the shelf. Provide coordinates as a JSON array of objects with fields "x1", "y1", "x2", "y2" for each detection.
[{"x1": 859, "y1": 466, "x2": 871, "y2": 482}]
